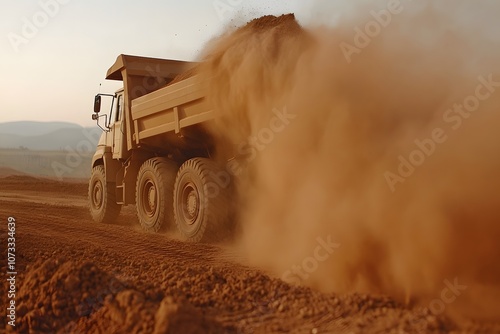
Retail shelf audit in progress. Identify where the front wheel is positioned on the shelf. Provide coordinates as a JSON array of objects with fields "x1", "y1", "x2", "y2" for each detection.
[
  {"x1": 89, "y1": 165, "x2": 121, "y2": 223},
  {"x1": 173, "y1": 158, "x2": 232, "y2": 242},
  {"x1": 136, "y1": 158, "x2": 178, "y2": 232}
]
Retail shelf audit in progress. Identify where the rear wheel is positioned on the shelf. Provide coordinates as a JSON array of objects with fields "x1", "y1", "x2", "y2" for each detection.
[
  {"x1": 136, "y1": 157, "x2": 178, "y2": 232},
  {"x1": 89, "y1": 165, "x2": 121, "y2": 223},
  {"x1": 173, "y1": 158, "x2": 232, "y2": 242}
]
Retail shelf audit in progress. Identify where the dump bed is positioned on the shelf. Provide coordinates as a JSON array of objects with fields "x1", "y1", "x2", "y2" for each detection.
[
  {"x1": 105, "y1": 54, "x2": 201, "y2": 152},
  {"x1": 130, "y1": 74, "x2": 213, "y2": 150}
]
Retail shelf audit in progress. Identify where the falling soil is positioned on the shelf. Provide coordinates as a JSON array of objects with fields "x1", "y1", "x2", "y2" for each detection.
[{"x1": 198, "y1": 3, "x2": 500, "y2": 325}]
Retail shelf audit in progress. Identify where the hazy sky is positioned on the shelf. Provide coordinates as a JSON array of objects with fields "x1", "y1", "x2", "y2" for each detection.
[
  {"x1": 0, "y1": 0, "x2": 309, "y2": 127},
  {"x1": 2, "y1": 1, "x2": 498, "y2": 128}
]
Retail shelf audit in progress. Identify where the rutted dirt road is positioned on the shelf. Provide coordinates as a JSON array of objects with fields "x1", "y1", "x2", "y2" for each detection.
[{"x1": 0, "y1": 175, "x2": 498, "y2": 333}]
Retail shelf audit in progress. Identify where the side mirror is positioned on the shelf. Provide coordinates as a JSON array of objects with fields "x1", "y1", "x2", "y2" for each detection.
[{"x1": 94, "y1": 95, "x2": 102, "y2": 113}]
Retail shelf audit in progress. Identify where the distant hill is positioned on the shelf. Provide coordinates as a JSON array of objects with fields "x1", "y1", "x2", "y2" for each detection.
[
  {"x1": 0, "y1": 167, "x2": 25, "y2": 177},
  {"x1": 0, "y1": 121, "x2": 102, "y2": 151},
  {"x1": 0, "y1": 121, "x2": 82, "y2": 136}
]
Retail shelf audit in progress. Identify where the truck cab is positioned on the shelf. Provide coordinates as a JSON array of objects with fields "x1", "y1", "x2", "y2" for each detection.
[{"x1": 92, "y1": 88, "x2": 125, "y2": 163}]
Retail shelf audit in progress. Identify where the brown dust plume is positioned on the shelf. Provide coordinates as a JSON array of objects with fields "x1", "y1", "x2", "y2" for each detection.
[{"x1": 198, "y1": 2, "x2": 500, "y2": 320}]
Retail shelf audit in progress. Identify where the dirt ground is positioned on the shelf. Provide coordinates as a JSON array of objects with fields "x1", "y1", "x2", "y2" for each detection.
[{"x1": 0, "y1": 175, "x2": 498, "y2": 333}]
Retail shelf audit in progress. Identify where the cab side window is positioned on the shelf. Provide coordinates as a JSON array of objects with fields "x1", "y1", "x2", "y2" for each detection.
[{"x1": 115, "y1": 95, "x2": 123, "y2": 122}]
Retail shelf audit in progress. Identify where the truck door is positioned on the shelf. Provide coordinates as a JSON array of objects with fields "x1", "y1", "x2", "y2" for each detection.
[{"x1": 112, "y1": 93, "x2": 126, "y2": 160}]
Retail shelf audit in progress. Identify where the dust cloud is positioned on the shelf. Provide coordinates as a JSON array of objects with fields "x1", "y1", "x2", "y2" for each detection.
[{"x1": 199, "y1": 1, "x2": 500, "y2": 320}]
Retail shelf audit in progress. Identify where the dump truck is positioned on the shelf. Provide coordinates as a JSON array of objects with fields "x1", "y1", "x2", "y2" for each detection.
[{"x1": 89, "y1": 54, "x2": 231, "y2": 242}]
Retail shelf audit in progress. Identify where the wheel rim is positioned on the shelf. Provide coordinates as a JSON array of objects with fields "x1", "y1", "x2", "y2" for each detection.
[
  {"x1": 141, "y1": 179, "x2": 157, "y2": 218},
  {"x1": 92, "y1": 179, "x2": 103, "y2": 210},
  {"x1": 181, "y1": 182, "x2": 200, "y2": 227}
]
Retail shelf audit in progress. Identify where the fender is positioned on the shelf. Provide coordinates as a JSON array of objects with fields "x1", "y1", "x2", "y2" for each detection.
[{"x1": 91, "y1": 133, "x2": 122, "y2": 183}]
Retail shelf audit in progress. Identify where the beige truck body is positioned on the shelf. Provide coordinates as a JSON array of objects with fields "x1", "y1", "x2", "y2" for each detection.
[
  {"x1": 91, "y1": 54, "x2": 215, "y2": 206},
  {"x1": 89, "y1": 54, "x2": 231, "y2": 242}
]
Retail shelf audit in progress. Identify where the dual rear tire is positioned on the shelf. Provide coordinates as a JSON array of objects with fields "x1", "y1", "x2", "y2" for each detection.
[
  {"x1": 135, "y1": 157, "x2": 231, "y2": 242},
  {"x1": 173, "y1": 158, "x2": 231, "y2": 243},
  {"x1": 135, "y1": 158, "x2": 177, "y2": 233}
]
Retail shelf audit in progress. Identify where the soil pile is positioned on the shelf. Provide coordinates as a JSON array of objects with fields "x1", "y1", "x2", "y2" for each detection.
[
  {"x1": 14, "y1": 259, "x2": 124, "y2": 332},
  {"x1": 75, "y1": 291, "x2": 223, "y2": 334},
  {"x1": 11, "y1": 259, "x2": 224, "y2": 333},
  {"x1": 244, "y1": 14, "x2": 303, "y2": 35},
  {"x1": 167, "y1": 65, "x2": 199, "y2": 86}
]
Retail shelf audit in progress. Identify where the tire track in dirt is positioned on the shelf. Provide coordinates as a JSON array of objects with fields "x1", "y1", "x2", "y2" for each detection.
[
  {"x1": 0, "y1": 191, "x2": 87, "y2": 207},
  {"x1": 1, "y1": 176, "x2": 499, "y2": 333},
  {"x1": 0, "y1": 199, "x2": 221, "y2": 268}
]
